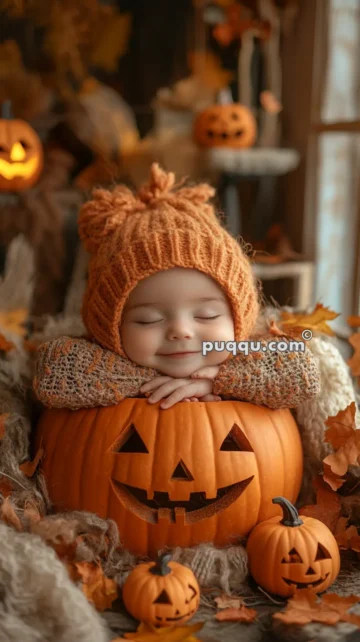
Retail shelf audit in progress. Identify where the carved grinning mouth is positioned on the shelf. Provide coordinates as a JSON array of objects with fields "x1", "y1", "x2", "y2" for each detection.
[
  {"x1": 112, "y1": 476, "x2": 254, "y2": 525},
  {"x1": 156, "y1": 609, "x2": 197, "y2": 622},
  {"x1": 207, "y1": 129, "x2": 245, "y2": 140},
  {"x1": 282, "y1": 573, "x2": 329, "y2": 589}
]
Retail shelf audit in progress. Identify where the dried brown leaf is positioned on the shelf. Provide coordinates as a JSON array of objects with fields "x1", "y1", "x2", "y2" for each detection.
[
  {"x1": 214, "y1": 592, "x2": 245, "y2": 609},
  {"x1": 75, "y1": 561, "x2": 118, "y2": 612},
  {"x1": 280, "y1": 303, "x2": 339, "y2": 337},
  {"x1": 299, "y1": 475, "x2": 341, "y2": 533},
  {"x1": 0, "y1": 333, "x2": 15, "y2": 352},
  {"x1": 273, "y1": 590, "x2": 360, "y2": 626},
  {"x1": 215, "y1": 605, "x2": 257, "y2": 622},
  {"x1": 19, "y1": 447, "x2": 44, "y2": 477},
  {"x1": 348, "y1": 333, "x2": 360, "y2": 378}
]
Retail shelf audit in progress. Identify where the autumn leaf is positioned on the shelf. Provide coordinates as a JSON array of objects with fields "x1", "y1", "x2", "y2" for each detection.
[
  {"x1": 334, "y1": 516, "x2": 359, "y2": 549},
  {"x1": 189, "y1": 51, "x2": 233, "y2": 90},
  {"x1": 299, "y1": 475, "x2": 341, "y2": 533},
  {"x1": 280, "y1": 303, "x2": 339, "y2": 338},
  {"x1": 0, "y1": 308, "x2": 28, "y2": 337},
  {"x1": 19, "y1": 447, "x2": 44, "y2": 477},
  {"x1": 74, "y1": 561, "x2": 118, "y2": 612},
  {"x1": 0, "y1": 497, "x2": 23, "y2": 531},
  {"x1": 323, "y1": 402, "x2": 360, "y2": 484},
  {"x1": 0, "y1": 413, "x2": 9, "y2": 440},
  {"x1": 348, "y1": 333, "x2": 360, "y2": 378},
  {"x1": 273, "y1": 590, "x2": 360, "y2": 626},
  {"x1": 267, "y1": 319, "x2": 292, "y2": 338},
  {"x1": 0, "y1": 333, "x2": 15, "y2": 352},
  {"x1": 214, "y1": 592, "x2": 245, "y2": 610},
  {"x1": 215, "y1": 605, "x2": 257, "y2": 622},
  {"x1": 347, "y1": 315, "x2": 360, "y2": 328},
  {"x1": 123, "y1": 621, "x2": 204, "y2": 641}
]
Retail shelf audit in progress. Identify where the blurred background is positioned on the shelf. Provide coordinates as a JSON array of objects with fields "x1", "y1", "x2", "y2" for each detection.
[{"x1": 0, "y1": 0, "x2": 359, "y2": 343}]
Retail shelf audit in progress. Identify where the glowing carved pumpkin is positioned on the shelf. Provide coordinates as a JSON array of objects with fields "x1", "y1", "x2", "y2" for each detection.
[
  {"x1": 35, "y1": 399, "x2": 303, "y2": 557},
  {"x1": 122, "y1": 553, "x2": 200, "y2": 627},
  {"x1": 0, "y1": 117, "x2": 43, "y2": 191},
  {"x1": 246, "y1": 497, "x2": 340, "y2": 597},
  {"x1": 193, "y1": 103, "x2": 257, "y2": 149}
]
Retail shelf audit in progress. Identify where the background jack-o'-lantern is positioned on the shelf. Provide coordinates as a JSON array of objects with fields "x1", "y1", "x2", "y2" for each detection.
[
  {"x1": 35, "y1": 399, "x2": 303, "y2": 557},
  {"x1": 193, "y1": 103, "x2": 257, "y2": 149},
  {"x1": 0, "y1": 102, "x2": 44, "y2": 192},
  {"x1": 246, "y1": 497, "x2": 340, "y2": 598},
  {"x1": 122, "y1": 553, "x2": 200, "y2": 627}
]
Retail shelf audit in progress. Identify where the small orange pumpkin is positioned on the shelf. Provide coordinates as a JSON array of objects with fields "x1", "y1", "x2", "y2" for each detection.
[
  {"x1": 122, "y1": 554, "x2": 200, "y2": 627},
  {"x1": 193, "y1": 103, "x2": 257, "y2": 149},
  {"x1": 246, "y1": 496, "x2": 340, "y2": 597},
  {"x1": 0, "y1": 103, "x2": 43, "y2": 192}
]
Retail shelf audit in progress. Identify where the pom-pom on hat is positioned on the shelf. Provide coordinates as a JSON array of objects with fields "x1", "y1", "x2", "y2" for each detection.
[{"x1": 78, "y1": 163, "x2": 260, "y2": 357}]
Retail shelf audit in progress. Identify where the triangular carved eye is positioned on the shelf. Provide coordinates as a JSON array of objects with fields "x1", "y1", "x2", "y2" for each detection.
[
  {"x1": 281, "y1": 547, "x2": 303, "y2": 563},
  {"x1": 185, "y1": 585, "x2": 198, "y2": 603},
  {"x1": 220, "y1": 424, "x2": 253, "y2": 452},
  {"x1": 116, "y1": 423, "x2": 148, "y2": 453},
  {"x1": 153, "y1": 589, "x2": 172, "y2": 604},
  {"x1": 315, "y1": 543, "x2": 331, "y2": 560}
]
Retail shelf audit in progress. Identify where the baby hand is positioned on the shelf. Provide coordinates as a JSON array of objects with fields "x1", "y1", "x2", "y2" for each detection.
[
  {"x1": 190, "y1": 365, "x2": 220, "y2": 380},
  {"x1": 140, "y1": 377, "x2": 220, "y2": 409}
]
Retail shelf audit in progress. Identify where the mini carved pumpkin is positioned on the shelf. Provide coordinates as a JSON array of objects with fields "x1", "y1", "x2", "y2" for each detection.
[
  {"x1": 193, "y1": 103, "x2": 257, "y2": 149},
  {"x1": 246, "y1": 497, "x2": 340, "y2": 597},
  {"x1": 122, "y1": 553, "x2": 200, "y2": 627},
  {"x1": 35, "y1": 399, "x2": 303, "y2": 557},
  {"x1": 0, "y1": 112, "x2": 43, "y2": 192}
]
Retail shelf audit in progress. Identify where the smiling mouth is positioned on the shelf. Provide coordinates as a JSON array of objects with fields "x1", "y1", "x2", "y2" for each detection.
[
  {"x1": 112, "y1": 476, "x2": 254, "y2": 525},
  {"x1": 156, "y1": 609, "x2": 197, "y2": 622},
  {"x1": 282, "y1": 573, "x2": 329, "y2": 589}
]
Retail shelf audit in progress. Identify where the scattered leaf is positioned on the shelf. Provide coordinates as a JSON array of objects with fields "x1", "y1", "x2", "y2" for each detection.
[
  {"x1": 323, "y1": 402, "x2": 360, "y2": 483},
  {"x1": 260, "y1": 90, "x2": 282, "y2": 114},
  {"x1": 214, "y1": 592, "x2": 245, "y2": 609},
  {"x1": 123, "y1": 621, "x2": 204, "y2": 641},
  {"x1": 0, "y1": 308, "x2": 28, "y2": 337},
  {"x1": 0, "y1": 333, "x2": 15, "y2": 352},
  {"x1": 74, "y1": 561, "x2": 118, "y2": 612},
  {"x1": 267, "y1": 320, "x2": 291, "y2": 338},
  {"x1": 280, "y1": 303, "x2": 339, "y2": 338},
  {"x1": 273, "y1": 590, "x2": 360, "y2": 626},
  {"x1": 334, "y1": 517, "x2": 359, "y2": 549},
  {"x1": 19, "y1": 447, "x2": 44, "y2": 477},
  {"x1": 0, "y1": 496, "x2": 23, "y2": 531},
  {"x1": 348, "y1": 333, "x2": 360, "y2": 378},
  {"x1": 215, "y1": 605, "x2": 257, "y2": 622},
  {"x1": 299, "y1": 475, "x2": 341, "y2": 533},
  {"x1": 0, "y1": 413, "x2": 9, "y2": 440}
]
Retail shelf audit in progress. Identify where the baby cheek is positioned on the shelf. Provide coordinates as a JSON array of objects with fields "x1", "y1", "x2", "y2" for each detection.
[{"x1": 200, "y1": 318, "x2": 235, "y2": 343}]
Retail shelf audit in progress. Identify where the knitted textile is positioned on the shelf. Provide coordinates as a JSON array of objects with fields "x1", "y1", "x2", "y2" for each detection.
[
  {"x1": 33, "y1": 333, "x2": 320, "y2": 410},
  {"x1": 78, "y1": 162, "x2": 260, "y2": 357}
]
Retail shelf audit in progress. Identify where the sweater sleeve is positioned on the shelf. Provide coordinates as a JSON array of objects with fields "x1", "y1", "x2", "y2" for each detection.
[
  {"x1": 212, "y1": 334, "x2": 321, "y2": 409},
  {"x1": 33, "y1": 336, "x2": 160, "y2": 410}
]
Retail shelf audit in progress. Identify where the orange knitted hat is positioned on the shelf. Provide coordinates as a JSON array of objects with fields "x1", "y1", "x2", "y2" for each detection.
[{"x1": 78, "y1": 163, "x2": 260, "y2": 357}]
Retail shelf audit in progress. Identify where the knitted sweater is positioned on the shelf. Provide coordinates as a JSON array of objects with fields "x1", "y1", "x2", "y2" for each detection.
[{"x1": 33, "y1": 335, "x2": 321, "y2": 410}]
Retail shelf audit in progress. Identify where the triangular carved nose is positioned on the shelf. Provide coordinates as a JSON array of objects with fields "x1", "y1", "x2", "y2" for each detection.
[
  {"x1": 306, "y1": 566, "x2": 316, "y2": 575},
  {"x1": 171, "y1": 459, "x2": 194, "y2": 481}
]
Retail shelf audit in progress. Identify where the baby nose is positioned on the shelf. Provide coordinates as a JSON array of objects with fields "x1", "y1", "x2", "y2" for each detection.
[{"x1": 166, "y1": 319, "x2": 194, "y2": 340}]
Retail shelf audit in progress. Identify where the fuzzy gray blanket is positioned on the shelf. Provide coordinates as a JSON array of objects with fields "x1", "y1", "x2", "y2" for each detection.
[{"x1": 0, "y1": 236, "x2": 360, "y2": 642}]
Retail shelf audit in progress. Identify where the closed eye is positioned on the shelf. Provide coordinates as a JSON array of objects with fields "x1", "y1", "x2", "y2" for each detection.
[
  {"x1": 136, "y1": 320, "x2": 163, "y2": 324},
  {"x1": 195, "y1": 315, "x2": 220, "y2": 320}
]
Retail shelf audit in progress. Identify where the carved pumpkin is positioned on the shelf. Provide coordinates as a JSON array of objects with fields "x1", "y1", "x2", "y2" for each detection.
[
  {"x1": 35, "y1": 399, "x2": 303, "y2": 557},
  {"x1": 246, "y1": 497, "x2": 340, "y2": 597},
  {"x1": 122, "y1": 553, "x2": 200, "y2": 627},
  {"x1": 0, "y1": 115, "x2": 43, "y2": 192},
  {"x1": 193, "y1": 103, "x2": 257, "y2": 149}
]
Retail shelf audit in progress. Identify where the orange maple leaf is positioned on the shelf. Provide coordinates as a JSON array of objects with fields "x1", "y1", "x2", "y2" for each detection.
[
  {"x1": 280, "y1": 303, "x2": 339, "y2": 338},
  {"x1": 215, "y1": 605, "x2": 257, "y2": 622},
  {"x1": 0, "y1": 413, "x2": 9, "y2": 440},
  {"x1": 334, "y1": 516, "x2": 359, "y2": 550},
  {"x1": 323, "y1": 402, "x2": 360, "y2": 485},
  {"x1": 74, "y1": 561, "x2": 118, "y2": 612},
  {"x1": 299, "y1": 475, "x2": 341, "y2": 533},
  {"x1": 121, "y1": 621, "x2": 204, "y2": 641},
  {"x1": 0, "y1": 308, "x2": 28, "y2": 337},
  {"x1": 19, "y1": 447, "x2": 44, "y2": 477},
  {"x1": 214, "y1": 592, "x2": 245, "y2": 610},
  {"x1": 273, "y1": 590, "x2": 360, "y2": 626},
  {"x1": 348, "y1": 333, "x2": 360, "y2": 378},
  {"x1": 347, "y1": 315, "x2": 360, "y2": 328},
  {"x1": 0, "y1": 333, "x2": 15, "y2": 352}
]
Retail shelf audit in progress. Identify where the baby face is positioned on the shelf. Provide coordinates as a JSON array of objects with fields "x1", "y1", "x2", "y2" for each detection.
[{"x1": 120, "y1": 267, "x2": 235, "y2": 377}]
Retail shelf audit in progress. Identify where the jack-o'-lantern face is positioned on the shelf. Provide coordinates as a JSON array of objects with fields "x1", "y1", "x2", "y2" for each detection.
[
  {"x1": 36, "y1": 399, "x2": 303, "y2": 557},
  {"x1": 0, "y1": 118, "x2": 43, "y2": 192},
  {"x1": 122, "y1": 555, "x2": 201, "y2": 627},
  {"x1": 193, "y1": 103, "x2": 257, "y2": 149},
  {"x1": 246, "y1": 498, "x2": 341, "y2": 598}
]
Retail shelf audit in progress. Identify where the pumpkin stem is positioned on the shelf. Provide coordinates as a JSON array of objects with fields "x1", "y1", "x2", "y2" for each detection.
[
  {"x1": 149, "y1": 553, "x2": 172, "y2": 576},
  {"x1": 1, "y1": 101, "x2": 12, "y2": 119},
  {"x1": 272, "y1": 496, "x2": 304, "y2": 527}
]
